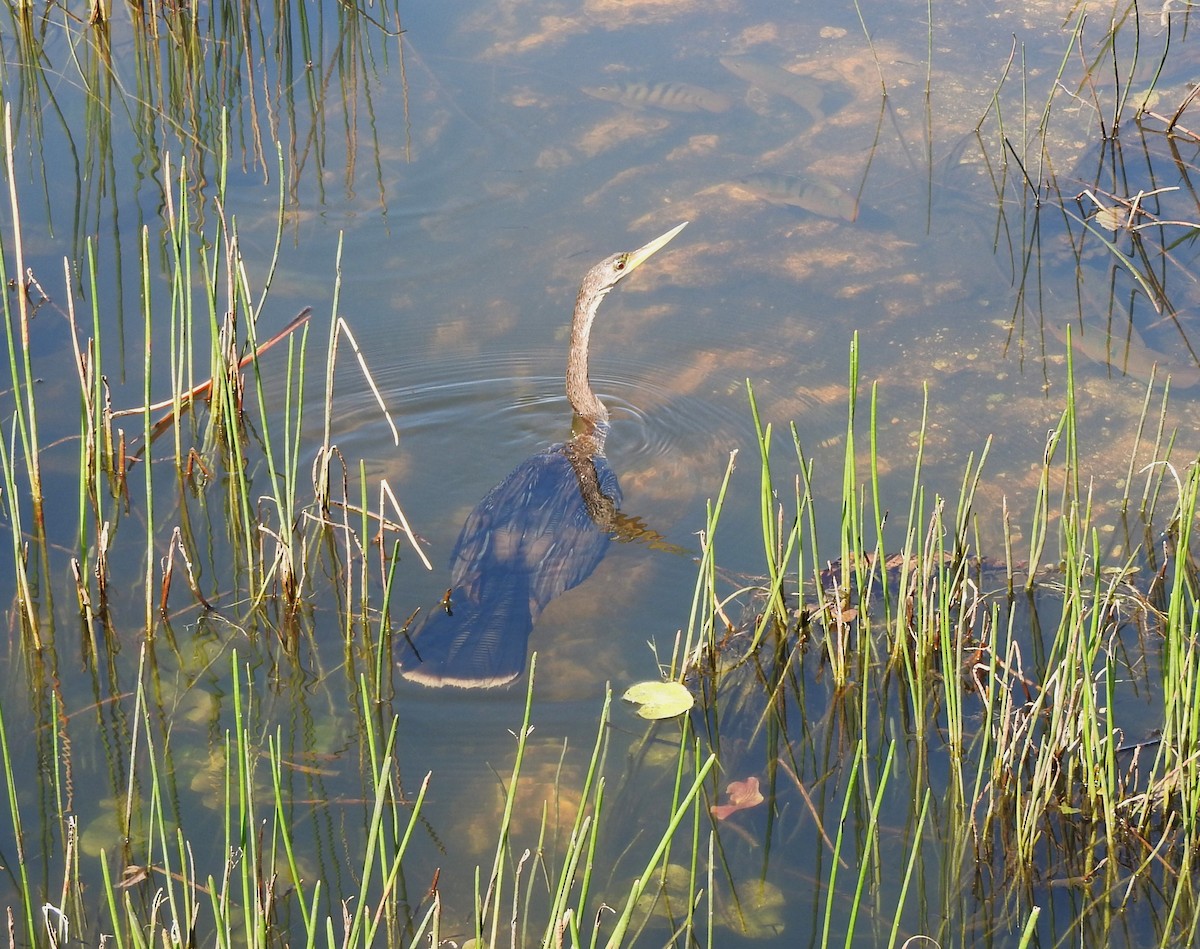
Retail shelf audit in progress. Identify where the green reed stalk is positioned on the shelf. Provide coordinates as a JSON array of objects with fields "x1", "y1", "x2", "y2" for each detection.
[
  {"x1": 85, "y1": 235, "x2": 109, "y2": 477},
  {"x1": 1062, "y1": 332, "x2": 1080, "y2": 514},
  {"x1": 791, "y1": 425, "x2": 822, "y2": 615},
  {"x1": 541, "y1": 689, "x2": 611, "y2": 945},
  {"x1": 543, "y1": 808, "x2": 592, "y2": 947},
  {"x1": 0, "y1": 694, "x2": 37, "y2": 947},
  {"x1": 850, "y1": 0, "x2": 887, "y2": 95},
  {"x1": 1016, "y1": 907, "x2": 1041, "y2": 949},
  {"x1": 1095, "y1": 554, "x2": 1132, "y2": 842},
  {"x1": 1162, "y1": 843, "x2": 1200, "y2": 946},
  {"x1": 1120, "y1": 371, "x2": 1158, "y2": 513},
  {"x1": 267, "y1": 728, "x2": 316, "y2": 937},
  {"x1": 703, "y1": 832, "x2": 715, "y2": 949},
  {"x1": 953, "y1": 439, "x2": 990, "y2": 554},
  {"x1": 197, "y1": 233, "x2": 258, "y2": 595},
  {"x1": 820, "y1": 334, "x2": 864, "y2": 688},
  {"x1": 938, "y1": 441, "x2": 992, "y2": 790},
  {"x1": 228, "y1": 655, "x2": 262, "y2": 947},
  {"x1": 1025, "y1": 409, "x2": 1067, "y2": 593},
  {"x1": 0, "y1": 110, "x2": 43, "y2": 644},
  {"x1": 378, "y1": 538, "x2": 402, "y2": 692},
  {"x1": 97, "y1": 852, "x2": 128, "y2": 949},
  {"x1": 868, "y1": 380, "x2": 892, "y2": 623},
  {"x1": 1145, "y1": 462, "x2": 1200, "y2": 829},
  {"x1": 476, "y1": 654, "x2": 539, "y2": 947},
  {"x1": 601, "y1": 751, "x2": 716, "y2": 949},
  {"x1": 852, "y1": 380, "x2": 884, "y2": 722},
  {"x1": 917, "y1": 499, "x2": 948, "y2": 729},
  {"x1": 658, "y1": 726, "x2": 694, "y2": 915},
  {"x1": 935, "y1": 534, "x2": 967, "y2": 789},
  {"x1": 140, "y1": 225, "x2": 157, "y2": 635},
  {"x1": 845, "y1": 742, "x2": 895, "y2": 948},
  {"x1": 820, "y1": 737, "x2": 863, "y2": 947},
  {"x1": 316, "y1": 234, "x2": 347, "y2": 511},
  {"x1": 839, "y1": 333, "x2": 863, "y2": 595},
  {"x1": 346, "y1": 717, "x2": 407, "y2": 945},
  {"x1": 68, "y1": 260, "x2": 92, "y2": 565},
  {"x1": 578, "y1": 788, "x2": 607, "y2": 949},
  {"x1": 1139, "y1": 385, "x2": 1174, "y2": 519},
  {"x1": 358, "y1": 459, "x2": 374, "y2": 633},
  {"x1": 163, "y1": 152, "x2": 195, "y2": 471},
  {"x1": 673, "y1": 450, "x2": 737, "y2": 678},
  {"x1": 2, "y1": 103, "x2": 43, "y2": 522},
  {"x1": 886, "y1": 787, "x2": 931, "y2": 949},
  {"x1": 749, "y1": 385, "x2": 779, "y2": 605},
  {"x1": 748, "y1": 381, "x2": 798, "y2": 647},
  {"x1": 188, "y1": 126, "x2": 268, "y2": 604},
  {"x1": 684, "y1": 738, "x2": 706, "y2": 946},
  {"x1": 361, "y1": 674, "x2": 426, "y2": 947},
  {"x1": 0, "y1": 420, "x2": 37, "y2": 638},
  {"x1": 967, "y1": 600, "x2": 1005, "y2": 848},
  {"x1": 1008, "y1": 382, "x2": 1126, "y2": 866},
  {"x1": 239, "y1": 149, "x2": 306, "y2": 608}
]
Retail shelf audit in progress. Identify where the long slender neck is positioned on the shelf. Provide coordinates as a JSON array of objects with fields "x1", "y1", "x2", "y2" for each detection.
[
  {"x1": 566, "y1": 283, "x2": 610, "y2": 424},
  {"x1": 563, "y1": 433, "x2": 617, "y2": 528}
]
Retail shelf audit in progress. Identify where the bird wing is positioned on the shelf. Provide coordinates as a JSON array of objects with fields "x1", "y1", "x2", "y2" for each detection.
[
  {"x1": 400, "y1": 445, "x2": 622, "y2": 688},
  {"x1": 396, "y1": 574, "x2": 534, "y2": 688},
  {"x1": 448, "y1": 445, "x2": 622, "y2": 616}
]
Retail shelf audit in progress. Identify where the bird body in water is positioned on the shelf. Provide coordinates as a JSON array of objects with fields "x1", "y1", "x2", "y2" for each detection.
[{"x1": 398, "y1": 222, "x2": 688, "y2": 688}]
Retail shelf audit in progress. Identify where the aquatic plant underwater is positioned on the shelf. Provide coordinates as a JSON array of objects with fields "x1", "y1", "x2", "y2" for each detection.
[{"x1": 3, "y1": 1, "x2": 1200, "y2": 947}]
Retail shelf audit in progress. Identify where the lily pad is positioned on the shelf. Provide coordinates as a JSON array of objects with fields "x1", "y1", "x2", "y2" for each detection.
[
  {"x1": 717, "y1": 879, "x2": 785, "y2": 938},
  {"x1": 621, "y1": 681, "x2": 694, "y2": 719},
  {"x1": 628, "y1": 863, "x2": 786, "y2": 939}
]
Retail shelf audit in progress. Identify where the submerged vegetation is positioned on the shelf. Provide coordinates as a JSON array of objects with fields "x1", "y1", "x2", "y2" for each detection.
[{"x1": 2, "y1": 0, "x2": 1200, "y2": 947}]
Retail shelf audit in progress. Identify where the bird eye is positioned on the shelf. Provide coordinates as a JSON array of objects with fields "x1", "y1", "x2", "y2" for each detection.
[{"x1": 615, "y1": 255, "x2": 628, "y2": 270}]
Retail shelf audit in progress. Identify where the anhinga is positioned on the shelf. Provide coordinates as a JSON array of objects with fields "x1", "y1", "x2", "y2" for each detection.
[{"x1": 398, "y1": 222, "x2": 688, "y2": 688}]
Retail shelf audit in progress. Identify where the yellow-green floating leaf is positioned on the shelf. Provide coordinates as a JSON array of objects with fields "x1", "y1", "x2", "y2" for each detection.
[{"x1": 621, "y1": 680, "x2": 694, "y2": 719}]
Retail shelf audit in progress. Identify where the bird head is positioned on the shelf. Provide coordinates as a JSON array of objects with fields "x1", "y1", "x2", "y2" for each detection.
[{"x1": 584, "y1": 221, "x2": 689, "y2": 298}]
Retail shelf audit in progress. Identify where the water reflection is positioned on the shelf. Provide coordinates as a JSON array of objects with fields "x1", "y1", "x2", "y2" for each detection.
[{"x1": 397, "y1": 223, "x2": 687, "y2": 687}]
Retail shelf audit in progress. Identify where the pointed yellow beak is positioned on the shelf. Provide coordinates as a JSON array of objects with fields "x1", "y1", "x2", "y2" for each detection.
[{"x1": 624, "y1": 221, "x2": 688, "y2": 273}]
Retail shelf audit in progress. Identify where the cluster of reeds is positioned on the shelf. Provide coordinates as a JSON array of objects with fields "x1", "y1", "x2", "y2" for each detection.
[
  {"x1": 0, "y1": 23, "x2": 718, "y2": 948},
  {"x1": 0, "y1": 36, "x2": 438, "y2": 944},
  {"x1": 8, "y1": 307, "x2": 1197, "y2": 947},
  {"x1": 667, "y1": 332, "x2": 1200, "y2": 945},
  {"x1": 2, "y1": 0, "x2": 405, "y2": 266},
  {"x1": 976, "y1": 1, "x2": 1200, "y2": 387}
]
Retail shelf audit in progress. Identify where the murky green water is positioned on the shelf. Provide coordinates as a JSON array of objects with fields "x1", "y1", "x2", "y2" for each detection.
[{"x1": 2, "y1": 0, "x2": 1200, "y2": 945}]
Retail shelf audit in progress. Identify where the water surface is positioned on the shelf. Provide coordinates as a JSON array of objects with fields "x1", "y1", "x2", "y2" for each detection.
[{"x1": 2, "y1": 0, "x2": 1199, "y2": 945}]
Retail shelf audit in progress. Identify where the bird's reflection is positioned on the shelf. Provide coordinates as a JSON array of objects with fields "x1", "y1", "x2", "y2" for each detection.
[{"x1": 398, "y1": 222, "x2": 687, "y2": 688}]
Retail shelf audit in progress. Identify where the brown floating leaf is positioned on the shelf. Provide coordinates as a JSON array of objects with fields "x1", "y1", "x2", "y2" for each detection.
[{"x1": 711, "y1": 776, "x2": 764, "y2": 820}]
